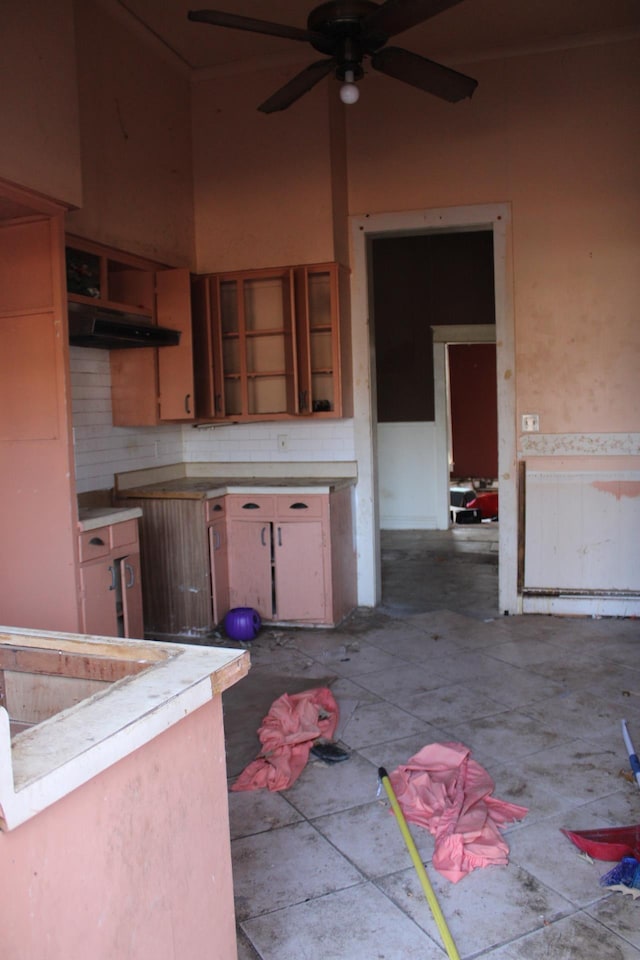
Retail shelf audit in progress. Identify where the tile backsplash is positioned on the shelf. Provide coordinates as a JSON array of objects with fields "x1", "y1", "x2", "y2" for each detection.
[{"x1": 70, "y1": 346, "x2": 356, "y2": 494}]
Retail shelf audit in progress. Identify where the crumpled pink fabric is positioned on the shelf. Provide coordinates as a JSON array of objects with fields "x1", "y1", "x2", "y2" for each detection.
[
  {"x1": 231, "y1": 687, "x2": 339, "y2": 792},
  {"x1": 389, "y1": 742, "x2": 528, "y2": 883}
]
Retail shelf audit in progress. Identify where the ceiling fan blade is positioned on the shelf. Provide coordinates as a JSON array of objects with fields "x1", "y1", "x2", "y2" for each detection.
[
  {"x1": 365, "y1": 0, "x2": 466, "y2": 40},
  {"x1": 371, "y1": 46, "x2": 477, "y2": 102},
  {"x1": 188, "y1": 9, "x2": 321, "y2": 44},
  {"x1": 258, "y1": 59, "x2": 336, "y2": 114}
]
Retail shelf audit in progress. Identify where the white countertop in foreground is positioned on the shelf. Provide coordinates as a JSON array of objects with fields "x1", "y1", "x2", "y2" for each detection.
[{"x1": 0, "y1": 627, "x2": 249, "y2": 830}]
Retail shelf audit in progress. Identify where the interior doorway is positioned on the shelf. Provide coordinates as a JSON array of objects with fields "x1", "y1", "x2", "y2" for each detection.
[
  {"x1": 432, "y1": 324, "x2": 498, "y2": 529},
  {"x1": 349, "y1": 203, "x2": 517, "y2": 614},
  {"x1": 371, "y1": 231, "x2": 496, "y2": 536}
]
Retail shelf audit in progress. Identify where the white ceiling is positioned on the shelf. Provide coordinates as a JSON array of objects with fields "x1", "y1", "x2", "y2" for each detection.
[{"x1": 115, "y1": 0, "x2": 640, "y2": 72}]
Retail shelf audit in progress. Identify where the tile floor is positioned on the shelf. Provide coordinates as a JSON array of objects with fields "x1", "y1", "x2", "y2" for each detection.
[{"x1": 223, "y1": 529, "x2": 640, "y2": 959}]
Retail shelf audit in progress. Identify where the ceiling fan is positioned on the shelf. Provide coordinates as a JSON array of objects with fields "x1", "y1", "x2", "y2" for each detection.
[{"x1": 188, "y1": 0, "x2": 478, "y2": 113}]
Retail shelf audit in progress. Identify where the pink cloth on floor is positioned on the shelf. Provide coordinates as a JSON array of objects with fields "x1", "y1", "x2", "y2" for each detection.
[
  {"x1": 389, "y1": 742, "x2": 528, "y2": 883},
  {"x1": 231, "y1": 687, "x2": 339, "y2": 792}
]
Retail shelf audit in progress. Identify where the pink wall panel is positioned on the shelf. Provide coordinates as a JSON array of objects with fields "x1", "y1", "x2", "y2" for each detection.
[{"x1": 0, "y1": 697, "x2": 237, "y2": 960}]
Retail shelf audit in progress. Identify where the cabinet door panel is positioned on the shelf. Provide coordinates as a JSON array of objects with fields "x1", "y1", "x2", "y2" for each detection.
[
  {"x1": 121, "y1": 553, "x2": 144, "y2": 640},
  {"x1": 295, "y1": 264, "x2": 342, "y2": 417},
  {"x1": 274, "y1": 521, "x2": 326, "y2": 622},
  {"x1": 208, "y1": 520, "x2": 229, "y2": 626},
  {"x1": 110, "y1": 349, "x2": 159, "y2": 426},
  {"x1": 227, "y1": 520, "x2": 272, "y2": 620},
  {"x1": 80, "y1": 562, "x2": 119, "y2": 637},
  {"x1": 156, "y1": 268, "x2": 195, "y2": 421}
]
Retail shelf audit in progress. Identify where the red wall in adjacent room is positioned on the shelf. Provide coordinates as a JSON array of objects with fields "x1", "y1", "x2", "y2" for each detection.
[{"x1": 449, "y1": 342, "x2": 498, "y2": 478}]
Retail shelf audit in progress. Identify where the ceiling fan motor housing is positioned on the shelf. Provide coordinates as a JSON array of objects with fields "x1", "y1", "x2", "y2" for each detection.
[{"x1": 308, "y1": 0, "x2": 388, "y2": 78}]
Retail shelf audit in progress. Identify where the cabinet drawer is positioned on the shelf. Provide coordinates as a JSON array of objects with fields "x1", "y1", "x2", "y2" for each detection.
[
  {"x1": 206, "y1": 497, "x2": 226, "y2": 523},
  {"x1": 110, "y1": 519, "x2": 139, "y2": 550},
  {"x1": 276, "y1": 495, "x2": 325, "y2": 519},
  {"x1": 79, "y1": 528, "x2": 110, "y2": 562},
  {"x1": 226, "y1": 495, "x2": 275, "y2": 517}
]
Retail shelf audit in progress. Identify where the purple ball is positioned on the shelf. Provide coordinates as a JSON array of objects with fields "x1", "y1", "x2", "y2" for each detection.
[{"x1": 224, "y1": 607, "x2": 261, "y2": 641}]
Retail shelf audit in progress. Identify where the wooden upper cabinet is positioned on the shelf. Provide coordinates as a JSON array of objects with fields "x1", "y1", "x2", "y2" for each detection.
[
  {"x1": 109, "y1": 266, "x2": 196, "y2": 426},
  {"x1": 111, "y1": 266, "x2": 195, "y2": 425},
  {"x1": 66, "y1": 236, "x2": 195, "y2": 426},
  {"x1": 193, "y1": 262, "x2": 352, "y2": 423},
  {"x1": 156, "y1": 269, "x2": 195, "y2": 421},
  {"x1": 295, "y1": 262, "x2": 352, "y2": 419},
  {"x1": 66, "y1": 237, "x2": 352, "y2": 426},
  {"x1": 66, "y1": 236, "x2": 155, "y2": 317}
]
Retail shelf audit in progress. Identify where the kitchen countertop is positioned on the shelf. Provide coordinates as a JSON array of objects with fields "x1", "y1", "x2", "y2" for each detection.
[
  {"x1": 115, "y1": 477, "x2": 356, "y2": 500},
  {"x1": 78, "y1": 506, "x2": 143, "y2": 531}
]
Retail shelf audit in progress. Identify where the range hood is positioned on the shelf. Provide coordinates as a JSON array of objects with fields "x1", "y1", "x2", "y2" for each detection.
[{"x1": 68, "y1": 302, "x2": 181, "y2": 349}]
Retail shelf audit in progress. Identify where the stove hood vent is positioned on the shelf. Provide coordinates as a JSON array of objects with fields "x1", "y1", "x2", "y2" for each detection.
[{"x1": 68, "y1": 303, "x2": 181, "y2": 349}]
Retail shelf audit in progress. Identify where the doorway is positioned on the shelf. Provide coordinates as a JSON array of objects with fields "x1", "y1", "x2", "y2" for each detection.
[
  {"x1": 433, "y1": 324, "x2": 498, "y2": 529},
  {"x1": 349, "y1": 203, "x2": 517, "y2": 614},
  {"x1": 371, "y1": 230, "x2": 496, "y2": 532}
]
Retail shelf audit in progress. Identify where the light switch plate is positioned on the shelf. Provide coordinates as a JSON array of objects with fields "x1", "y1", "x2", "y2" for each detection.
[{"x1": 522, "y1": 413, "x2": 540, "y2": 432}]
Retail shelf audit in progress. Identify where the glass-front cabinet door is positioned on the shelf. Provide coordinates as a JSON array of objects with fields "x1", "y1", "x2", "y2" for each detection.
[
  {"x1": 295, "y1": 263, "x2": 348, "y2": 418},
  {"x1": 219, "y1": 277, "x2": 241, "y2": 416},
  {"x1": 214, "y1": 268, "x2": 297, "y2": 420}
]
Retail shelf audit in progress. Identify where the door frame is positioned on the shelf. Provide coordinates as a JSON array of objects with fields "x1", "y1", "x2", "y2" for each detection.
[
  {"x1": 349, "y1": 202, "x2": 518, "y2": 614},
  {"x1": 432, "y1": 324, "x2": 497, "y2": 529}
]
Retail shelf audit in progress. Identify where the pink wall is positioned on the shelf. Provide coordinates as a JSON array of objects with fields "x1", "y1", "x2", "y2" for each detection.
[
  {"x1": 0, "y1": 2, "x2": 82, "y2": 207},
  {"x1": 65, "y1": 0, "x2": 195, "y2": 267},
  {"x1": 346, "y1": 39, "x2": 640, "y2": 436},
  {"x1": 0, "y1": 697, "x2": 238, "y2": 960},
  {"x1": 191, "y1": 63, "x2": 347, "y2": 272}
]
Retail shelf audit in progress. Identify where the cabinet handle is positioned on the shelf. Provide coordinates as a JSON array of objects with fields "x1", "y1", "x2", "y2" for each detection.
[
  {"x1": 260, "y1": 526, "x2": 267, "y2": 547},
  {"x1": 184, "y1": 393, "x2": 191, "y2": 415},
  {"x1": 89, "y1": 536, "x2": 105, "y2": 546},
  {"x1": 125, "y1": 562, "x2": 135, "y2": 589},
  {"x1": 289, "y1": 502, "x2": 309, "y2": 510},
  {"x1": 211, "y1": 503, "x2": 223, "y2": 512},
  {"x1": 277, "y1": 526, "x2": 282, "y2": 547},
  {"x1": 108, "y1": 565, "x2": 117, "y2": 591},
  {"x1": 242, "y1": 502, "x2": 260, "y2": 510}
]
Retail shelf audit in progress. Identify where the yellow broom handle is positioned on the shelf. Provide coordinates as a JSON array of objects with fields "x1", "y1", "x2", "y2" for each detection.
[{"x1": 379, "y1": 768, "x2": 461, "y2": 960}]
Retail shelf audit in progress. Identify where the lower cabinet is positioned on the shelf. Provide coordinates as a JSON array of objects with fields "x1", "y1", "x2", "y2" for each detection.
[
  {"x1": 116, "y1": 496, "x2": 230, "y2": 640},
  {"x1": 78, "y1": 520, "x2": 144, "y2": 639},
  {"x1": 115, "y1": 484, "x2": 356, "y2": 638},
  {"x1": 226, "y1": 489, "x2": 355, "y2": 626}
]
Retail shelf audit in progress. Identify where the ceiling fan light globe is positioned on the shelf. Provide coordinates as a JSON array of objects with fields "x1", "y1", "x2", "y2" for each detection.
[{"x1": 340, "y1": 81, "x2": 360, "y2": 104}]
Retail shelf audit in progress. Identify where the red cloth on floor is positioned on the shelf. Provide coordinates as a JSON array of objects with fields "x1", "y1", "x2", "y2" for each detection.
[
  {"x1": 231, "y1": 687, "x2": 339, "y2": 792},
  {"x1": 389, "y1": 742, "x2": 528, "y2": 883}
]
